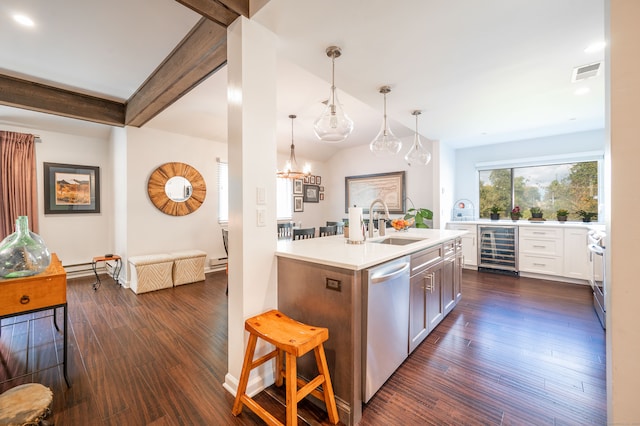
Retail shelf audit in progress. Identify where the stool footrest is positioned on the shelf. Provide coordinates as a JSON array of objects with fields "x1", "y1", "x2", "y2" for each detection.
[
  {"x1": 250, "y1": 348, "x2": 278, "y2": 370},
  {"x1": 295, "y1": 376, "x2": 326, "y2": 403},
  {"x1": 240, "y1": 395, "x2": 283, "y2": 426},
  {"x1": 296, "y1": 375, "x2": 326, "y2": 403}
]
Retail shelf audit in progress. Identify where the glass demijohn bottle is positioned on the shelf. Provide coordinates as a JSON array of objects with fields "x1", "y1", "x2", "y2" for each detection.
[{"x1": 0, "y1": 216, "x2": 51, "y2": 278}]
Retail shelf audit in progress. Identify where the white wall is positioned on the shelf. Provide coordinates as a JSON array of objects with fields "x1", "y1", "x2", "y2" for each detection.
[
  {"x1": 122, "y1": 126, "x2": 227, "y2": 282},
  {"x1": 1, "y1": 124, "x2": 114, "y2": 267},
  {"x1": 453, "y1": 129, "x2": 605, "y2": 218},
  {"x1": 324, "y1": 141, "x2": 436, "y2": 226}
]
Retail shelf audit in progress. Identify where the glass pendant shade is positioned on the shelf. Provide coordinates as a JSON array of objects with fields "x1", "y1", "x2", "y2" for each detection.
[
  {"x1": 405, "y1": 110, "x2": 432, "y2": 166},
  {"x1": 0, "y1": 216, "x2": 51, "y2": 278},
  {"x1": 276, "y1": 115, "x2": 311, "y2": 179},
  {"x1": 313, "y1": 46, "x2": 353, "y2": 143},
  {"x1": 369, "y1": 86, "x2": 402, "y2": 156}
]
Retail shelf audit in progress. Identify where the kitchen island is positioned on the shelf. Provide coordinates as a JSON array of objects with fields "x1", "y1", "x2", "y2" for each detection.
[{"x1": 275, "y1": 228, "x2": 466, "y2": 425}]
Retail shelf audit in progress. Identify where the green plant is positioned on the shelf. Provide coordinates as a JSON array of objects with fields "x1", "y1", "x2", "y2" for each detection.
[
  {"x1": 556, "y1": 209, "x2": 569, "y2": 216},
  {"x1": 404, "y1": 207, "x2": 433, "y2": 228},
  {"x1": 510, "y1": 206, "x2": 522, "y2": 217},
  {"x1": 490, "y1": 205, "x2": 501, "y2": 214},
  {"x1": 576, "y1": 210, "x2": 597, "y2": 220},
  {"x1": 529, "y1": 206, "x2": 542, "y2": 215}
]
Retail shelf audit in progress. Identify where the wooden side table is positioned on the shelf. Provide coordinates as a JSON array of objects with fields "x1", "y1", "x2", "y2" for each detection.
[
  {"x1": 91, "y1": 255, "x2": 122, "y2": 290},
  {"x1": 0, "y1": 253, "x2": 70, "y2": 387}
]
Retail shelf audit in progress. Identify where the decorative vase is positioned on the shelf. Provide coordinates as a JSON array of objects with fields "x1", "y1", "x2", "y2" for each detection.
[
  {"x1": 0, "y1": 216, "x2": 51, "y2": 278},
  {"x1": 490, "y1": 213, "x2": 500, "y2": 220},
  {"x1": 532, "y1": 213, "x2": 543, "y2": 219},
  {"x1": 557, "y1": 215, "x2": 568, "y2": 222},
  {"x1": 510, "y1": 214, "x2": 520, "y2": 221}
]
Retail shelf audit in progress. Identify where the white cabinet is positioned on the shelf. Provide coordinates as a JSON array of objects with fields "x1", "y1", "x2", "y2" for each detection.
[
  {"x1": 518, "y1": 226, "x2": 563, "y2": 275},
  {"x1": 563, "y1": 228, "x2": 589, "y2": 280},
  {"x1": 445, "y1": 223, "x2": 477, "y2": 268}
]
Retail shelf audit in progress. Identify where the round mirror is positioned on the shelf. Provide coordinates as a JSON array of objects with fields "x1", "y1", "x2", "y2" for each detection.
[
  {"x1": 147, "y1": 162, "x2": 206, "y2": 216},
  {"x1": 165, "y1": 176, "x2": 193, "y2": 202}
]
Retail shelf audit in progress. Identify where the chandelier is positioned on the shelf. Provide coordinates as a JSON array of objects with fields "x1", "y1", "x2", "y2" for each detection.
[
  {"x1": 404, "y1": 110, "x2": 432, "y2": 166},
  {"x1": 369, "y1": 86, "x2": 402, "y2": 156},
  {"x1": 276, "y1": 115, "x2": 311, "y2": 179}
]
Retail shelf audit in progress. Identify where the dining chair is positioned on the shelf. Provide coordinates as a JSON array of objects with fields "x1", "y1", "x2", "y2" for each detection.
[
  {"x1": 222, "y1": 228, "x2": 229, "y2": 295},
  {"x1": 319, "y1": 225, "x2": 338, "y2": 237},
  {"x1": 277, "y1": 222, "x2": 293, "y2": 239},
  {"x1": 293, "y1": 227, "x2": 315, "y2": 240},
  {"x1": 326, "y1": 221, "x2": 344, "y2": 235}
]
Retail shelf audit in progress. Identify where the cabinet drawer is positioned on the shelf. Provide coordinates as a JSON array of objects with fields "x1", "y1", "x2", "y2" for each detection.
[
  {"x1": 519, "y1": 254, "x2": 562, "y2": 275},
  {"x1": 0, "y1": 276, "x2": 66, "y2": 316},
  {"x1": 443, "y1": 240, "x2": 456, "y2": 257},
  {"x1": 519, "y1": 227, "x2": 563, "y2": 239},
  {"x1": 519, "y1": 238, "x2": 561, "y2": 256},
  {"x1": 411, "y1": 245, "x2": 443, "y2": 276}
]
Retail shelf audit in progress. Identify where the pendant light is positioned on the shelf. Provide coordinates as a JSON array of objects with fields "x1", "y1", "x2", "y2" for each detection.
[
  {"x1": 313, "y1": 46, "x2": 354, "y2": 143},
  {"x1": 369, "y1": 86, "x2": 402, "y2": 156},
  {"x1": 404, "y1": 110, "x2": 432, "y2": 166},
  {"x1": 277, "y1": 115, "x2": 311, "y2": 179}
]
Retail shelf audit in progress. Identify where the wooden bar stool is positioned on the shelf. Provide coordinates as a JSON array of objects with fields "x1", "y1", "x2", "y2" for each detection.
[{"x1": 232, "y1": 309, "x2": 339, "y2": 426}]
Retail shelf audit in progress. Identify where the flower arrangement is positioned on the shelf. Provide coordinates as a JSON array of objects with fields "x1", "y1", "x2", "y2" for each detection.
[
  {"x1": 510, "y1": 206, "x2": 522, "y2": 218},
  {"x1": 391, "y1": 217, "x2": 415, "y2": 231},
  {"x1": 490, "y1": 205, "x2": 501, "y2": 214}
]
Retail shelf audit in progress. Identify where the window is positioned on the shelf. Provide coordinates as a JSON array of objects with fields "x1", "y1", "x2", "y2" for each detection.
[
  {"x1": 479, "y1": 160, "x2": 600, "y2": 220},
  {"x1": 276, "y1": 178, "x2": 293, "y2": 220},
  {"x1": 217, "y1": 161, "x2": 293, "y2": 222}
]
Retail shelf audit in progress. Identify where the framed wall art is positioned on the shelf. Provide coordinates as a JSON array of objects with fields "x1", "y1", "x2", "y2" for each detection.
[
  {"x1": 345, "y1": 171, "x2": 405, "y2": 214},
  {"x1": 303, "y1": 184, "x2": 320, "y2": 203},
  {"x1": 44, "y1": 162, "x2": 100, "y2": 214},
  {"x1": 294, "y1": 196, "x2": 304, "y2": 212},
  {"x1": 294, "y1": 178, "x2": 303, "y2": 194}
]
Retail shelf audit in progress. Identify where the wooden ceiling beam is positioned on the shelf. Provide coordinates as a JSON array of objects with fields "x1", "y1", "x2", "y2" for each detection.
[
  {"x1": 0, "y1": 74, "x2": 125, "y2": 126},
  {"x1": 125, "y1": 17, "x2": 227, "y2": 127},
  {"x1": 175, "y1": 0, "x2": 249, "y2": 26}
]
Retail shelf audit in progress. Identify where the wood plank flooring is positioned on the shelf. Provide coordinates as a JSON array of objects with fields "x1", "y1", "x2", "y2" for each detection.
[{"x1": 0, "y1": 269, "x2": 606, "y2": 425}]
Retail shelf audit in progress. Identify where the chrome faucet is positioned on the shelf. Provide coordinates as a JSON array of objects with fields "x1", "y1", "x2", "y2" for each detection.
[{"x1": 368, "y1": 198, "x2": 390, "y2": 237}]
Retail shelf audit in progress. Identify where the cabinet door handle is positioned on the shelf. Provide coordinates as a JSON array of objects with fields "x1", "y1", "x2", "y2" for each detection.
[
  {"x1": 533, "y1": 262, "x2": 546, "y2": 267},
  {"x1": 533, "y1": 245, "x2": 546, "y2": 248},
  {"x1": 20, "y1": 295, "x2": 30, "y2": 305}
]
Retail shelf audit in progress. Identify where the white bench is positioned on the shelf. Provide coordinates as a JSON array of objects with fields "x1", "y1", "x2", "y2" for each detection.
[
  {"x1": 128, "y1": 254, "x2": 174, "y2": 294},
  {"x1": 169, "y1": 250, "x2": 207, "y2": 286}
]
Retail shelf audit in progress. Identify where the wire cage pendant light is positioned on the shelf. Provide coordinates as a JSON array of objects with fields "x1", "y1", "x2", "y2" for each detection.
[
  {"x1": 313, "y1": 46, "x2": 354, "y2": 143},
  {"x1": 369, "y1": 86, "x2": 402, "y2": 156},
  {"x1": 404, "y1": 110, "x2": 432, "y2": 166},
  {"x1": 277, "y1": 115, "x2": 311, "y2": 179}
]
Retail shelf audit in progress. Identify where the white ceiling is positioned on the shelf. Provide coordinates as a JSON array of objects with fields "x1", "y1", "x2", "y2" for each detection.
[{"x1": 0, "y1": 0, "x2": 605, "y2": 162}]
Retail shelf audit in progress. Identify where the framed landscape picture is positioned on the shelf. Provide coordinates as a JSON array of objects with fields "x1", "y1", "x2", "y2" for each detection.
[
  {"x1": 44, "y1": 162, "x2": 100, "y2": 214},
  {"x1": 345, "y1": 171, "x2": 405, "y2": 214}
]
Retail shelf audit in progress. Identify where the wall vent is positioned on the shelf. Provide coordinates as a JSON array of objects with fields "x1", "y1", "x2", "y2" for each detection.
[{"x1": 572, "y1": 61, "x2": 602, "y2": 82}]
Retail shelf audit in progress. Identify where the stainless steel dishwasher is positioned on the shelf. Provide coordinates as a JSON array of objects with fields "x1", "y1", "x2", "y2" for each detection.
[{"x1": 363, "y1": 255, "x2": 411, "y2": 402}]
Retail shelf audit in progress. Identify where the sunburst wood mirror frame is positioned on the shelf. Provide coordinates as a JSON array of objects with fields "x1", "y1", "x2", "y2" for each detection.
[{"x1": 147, "y1": 162, "x2": 206, "y2": 216}]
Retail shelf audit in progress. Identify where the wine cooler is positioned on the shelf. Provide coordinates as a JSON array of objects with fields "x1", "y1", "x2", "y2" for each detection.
[{"x1": 477, "y1": 225, "x2": 518, "y2": 275}]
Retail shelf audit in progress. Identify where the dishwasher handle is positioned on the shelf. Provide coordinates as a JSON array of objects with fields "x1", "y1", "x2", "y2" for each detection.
[{"x1": 370, "y1": 262, "x2": 410, "y2": 283}]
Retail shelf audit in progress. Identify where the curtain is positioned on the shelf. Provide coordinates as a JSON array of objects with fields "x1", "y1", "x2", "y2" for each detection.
[{"x1": 0, "y1": 131, "x2": 38, "y2": 239}]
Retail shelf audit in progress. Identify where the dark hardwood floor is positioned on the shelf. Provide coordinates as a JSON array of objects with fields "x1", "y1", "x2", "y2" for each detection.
[{"x1": 0, "y1": 269, "x2": 606, "y2": 425}]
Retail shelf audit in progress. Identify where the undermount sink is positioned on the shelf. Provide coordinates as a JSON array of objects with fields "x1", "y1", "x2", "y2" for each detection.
[{"x1": 371, "y1": 237, "x2": 424, "y2": 246}]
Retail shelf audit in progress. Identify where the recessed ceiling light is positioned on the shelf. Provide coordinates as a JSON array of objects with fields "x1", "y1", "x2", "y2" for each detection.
[
  {"x1": 584, "y1": 41, "x2": 606, "y2": 53},
  {"x1": 575, "y1": 87, "x2": 590, "y2": 96},
  {"x1": 13, "y1": 13, "x2": 35, "y2": 27}
]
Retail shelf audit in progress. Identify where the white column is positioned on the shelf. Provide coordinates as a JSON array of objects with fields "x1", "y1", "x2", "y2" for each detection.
[
  {"x1": 223, "y1": 17, "x2": 279, "y2": 396},
  {"x1": 607, "y1": 0, "x2": 640, "y2": 422}
]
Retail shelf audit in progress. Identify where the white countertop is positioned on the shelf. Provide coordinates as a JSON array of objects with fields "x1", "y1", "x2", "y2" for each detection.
[{"x1": 275, "y1": 228, "x2": 466, "y2": 271}]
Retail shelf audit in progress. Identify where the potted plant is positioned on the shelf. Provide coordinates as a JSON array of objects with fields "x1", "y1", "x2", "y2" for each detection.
[
  {"x1": 556, "y1": 209, "x2": 569, "y2": 222},
  {"x1": 529, "y1": 206, "x2": 543, "y2": 219},
  {"x1": 510, "y1": 206, "x2": 522, "y2": 221},
  {"x1": 489, "y1": 205, "x2": 501, "y2": 220},
  {"x1": 576, "y1": 210, "x2": 597, "y2": 223},
  {"x1": 403, "y1": 207, "x2": 433, "y2": 228}
]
